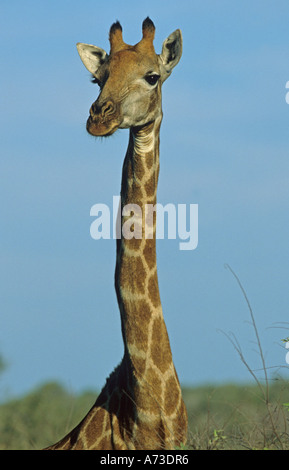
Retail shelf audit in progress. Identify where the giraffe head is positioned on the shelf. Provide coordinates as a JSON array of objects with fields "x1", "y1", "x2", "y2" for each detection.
[{"x1": 77, "y1": 18, "x2": 182, "y2": 136}]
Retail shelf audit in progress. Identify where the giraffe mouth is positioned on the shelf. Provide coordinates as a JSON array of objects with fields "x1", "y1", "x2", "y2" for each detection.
[{"x1": 86, "y1": 115, "x2": 120, "y2": 137}]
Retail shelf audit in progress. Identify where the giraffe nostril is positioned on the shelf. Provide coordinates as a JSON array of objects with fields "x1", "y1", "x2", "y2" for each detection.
[
  {"x1": 101, "y1": 101, "x2": 115, "y2": 117},
  {"x1": 90, "y1": 102, "x2": 100, "y2": 116}
]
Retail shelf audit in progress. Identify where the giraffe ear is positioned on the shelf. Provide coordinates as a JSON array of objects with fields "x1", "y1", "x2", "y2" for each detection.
[
  {"x1": 158, "y1": 29, "x2": 182, "y2": 82},
  {"x1": 76, "y1": 43, "x2": 108, "y2": 76}
]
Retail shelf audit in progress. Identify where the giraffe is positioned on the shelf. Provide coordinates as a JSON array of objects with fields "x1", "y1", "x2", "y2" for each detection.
[{"x1": 44, "y1": 17, "x2": 187, "y2": 450}]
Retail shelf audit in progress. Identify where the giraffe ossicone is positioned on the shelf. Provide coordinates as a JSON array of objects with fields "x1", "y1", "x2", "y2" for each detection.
[{"x1": 44, "y1": 17, "x2": 188, "y2": 450}]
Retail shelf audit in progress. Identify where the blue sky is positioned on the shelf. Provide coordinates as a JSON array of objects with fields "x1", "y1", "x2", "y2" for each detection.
[{"x1": 1, "y1": 0, "x2": 289, "y2": 399}]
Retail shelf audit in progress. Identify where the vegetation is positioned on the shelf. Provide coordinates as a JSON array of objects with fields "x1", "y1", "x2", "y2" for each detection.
[
  {"x1": 183, "y1": 380, "x2": 289, "y2": 450},
  {"x1": 0, "y1": 381, "x2": 97, "y2": 450}
]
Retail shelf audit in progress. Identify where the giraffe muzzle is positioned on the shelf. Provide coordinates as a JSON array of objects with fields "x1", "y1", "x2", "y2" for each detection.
[{"x1": 87, "y1": 99, "x2": 120, "y2": 137}]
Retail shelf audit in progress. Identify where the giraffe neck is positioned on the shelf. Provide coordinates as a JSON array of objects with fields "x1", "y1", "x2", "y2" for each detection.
[
  {"x1": 115, "y1": 114, "x2": 173, "y2": 377},
  {"x1": 44, "y1": 117, "x2": 188, "y2": 452}
]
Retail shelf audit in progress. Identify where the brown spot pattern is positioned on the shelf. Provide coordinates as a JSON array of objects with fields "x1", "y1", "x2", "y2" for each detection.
[
  {"x1": 164, "y1": 375, "x2": 180, "y2": 415},
  {"x1": 119, "y1": 255, "x2": 146, "y2": 295},
  {"x1": 151, "y1": 317, "x2": 172, "y2": 373},
  {"x1": 145, "y1": 172, "x2": 156, "y2": 197},
  {"x1": 148, "y1": 270, "x2": 161, "y2": 307},
  {"x1": 143, "y1": 240, "x2": 156, "y2": 270},
  {"x1": 126, "y1": 299, "x2": 152, "y2": 348}
]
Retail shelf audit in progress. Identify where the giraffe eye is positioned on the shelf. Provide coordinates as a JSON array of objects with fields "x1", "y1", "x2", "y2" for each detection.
[{"x1": 145, "y1": 74, "x2": 160, "y2": 86}]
